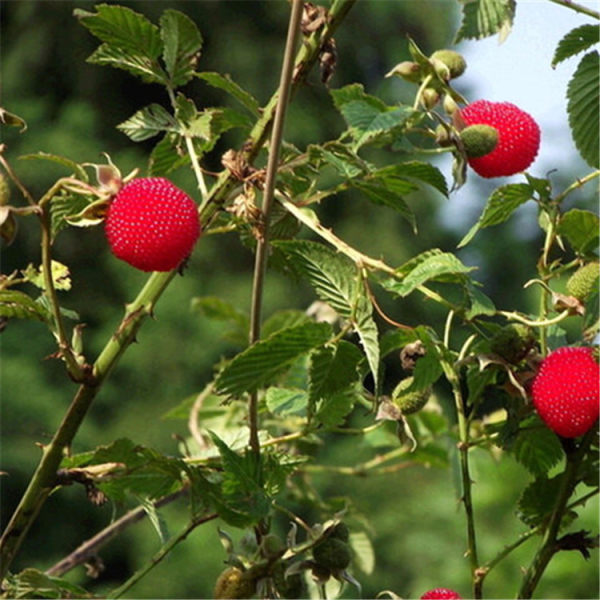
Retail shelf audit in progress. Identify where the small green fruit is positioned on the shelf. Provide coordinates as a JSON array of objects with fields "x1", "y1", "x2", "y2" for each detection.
[
  {"x1": 460, "y1": 124, "x2": 499, "y2": 158},
  {"x1": 421, "y1": 87, "x2": 440, "y2": 109},
  {"x1": 260, "y1": 533, "x2": 284, "y2": 558},
  {"x1": 328, "y1": 522, "x2": 350, "y2": 543},
  {"x1": 392, "y1": 377, "x2": 431, "y2": 415},
  {"x1": 213, "y1": 567, "x2": 256, "y2": 599},
  {"x1": 490, "y1": 324, "x2": 536, "y2": 364},
  {"x1": 567, "y1": 263, "x2": 599, "y2": 301},
  {"x1": 312, "y1": 537, "x2": 352, "y2": 571},
  {"x1": 430, "y1": 49, "x2": 467, "y2": 79}
]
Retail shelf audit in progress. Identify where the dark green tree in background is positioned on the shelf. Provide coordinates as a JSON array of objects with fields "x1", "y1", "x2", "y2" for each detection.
[{"x1": 1, "y1": 1, "x2": 598, "y2": 599}]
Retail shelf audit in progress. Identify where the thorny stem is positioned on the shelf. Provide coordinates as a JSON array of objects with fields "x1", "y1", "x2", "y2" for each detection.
[
  {"x1": 553, "y1": 169, "x2": 600, "y2": 204},
  {"x1": 106, "y1": 513, "x2": 218, "y2": 599},
  {"x1": 442, "y1": 356, "x2": 481, "y2": 598},
  {"x1": 517, "y1": 428, "x2": 597, "y2": 598},
  {"x1": 0, "y1": 0, "x2": 358, "y2": 578},
  {"x1": 247, "y1": 0, "x2": 304, "y2": 456}
]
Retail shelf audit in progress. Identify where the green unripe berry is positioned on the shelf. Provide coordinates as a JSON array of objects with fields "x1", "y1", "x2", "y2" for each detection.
[
  {"x1": 260, "y1": 533, "x2": 284, "y2": 558},
  {"x1": 567, "y1": 263, "x2": 599, "y2": 301},
  {"x1": 490, "y1": 324, "x2": 536, "y2": 364},
  {"x1": 328, "y1": 522, "x2": 350, "y2": 543},
  {"x1": 392, "y1": 377, "x2": 430, "y2": 415},
  {"x1": 213, "y1": 567, "x2": 256, "y2": 599},
  {"x1": 430, "y1": 49, "x2": 467, "y2": 79},
  {"x1": 312, "y1": 537, "x2": 352, "y2": 571},
  {"x1": 460, "y1": 124, "x2": 499, "y2": 158},
  {"x1": 421, "y1": 87, "x2": 440, "y2": 109}
]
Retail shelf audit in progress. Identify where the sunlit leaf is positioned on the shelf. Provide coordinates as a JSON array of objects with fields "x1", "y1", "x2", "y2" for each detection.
[
  {"x1": 160, "y1": 9, "x2": 202, "y2": 87},
  {"x1": 0, "y1": 290, "x2": 49, "y2": 323},
  {"x1": 558, "y1": 208, "x2": 600, "y2": 256},
  {"x1": 455, "y1": 0, "x2": 516, "y2": 43},
  {"x1": 215, "y1": 322, "x2": 332, "y2": 396},
  {"x1": 567, "y1": 51, "x2": 599, "y2": 168},
  {"x1": 552, "y1": 24, "x2": 599, "y2": 68},
  {"x1": 117, "y1": 104, "x2": 177, "y2": 142}
]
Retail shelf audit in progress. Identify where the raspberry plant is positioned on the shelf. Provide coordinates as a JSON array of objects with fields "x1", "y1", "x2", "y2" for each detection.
[{"x1": 1, "y1": 1, "x2": 598, "y2": 598}]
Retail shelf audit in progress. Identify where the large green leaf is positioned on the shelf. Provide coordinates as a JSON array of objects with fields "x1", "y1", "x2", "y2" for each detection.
[
  {"x1": 351, "y1": 179, "x2": 416, "y2": 230},
  {"x1": 0, "y1": 290, "x2": 49, "y2": 322},
  {"x1": 458, "y1": 183, "x2": 533, "y2": 247},
  {"x1": 552, "y1": 24, "x2": 599, "y2": 67},
  {"x1": 382, "y1": 249, "x2": 476, "y2": 297},
  {"x1": 274, "y1": 240, "x2": 380, "y2": 389},
  {"x1": 567, "y1": 51, "x2": 600, "y2": 168},
  {"x1": 148, "y1": 133, "x2": 189, "y2": 175},
  {"x1": 215, "y1": 322, "x2": 332, "y2": 396},
  {"x1": 455, "y1": 0, "x2": 516, "y2": 43},
  {"x1": 513, "y1": 425, "x2": 564, "y2": 477},
  {"x1": 160, "y1": 9, "x2": 203, "y2": 87},
  {"x1": 373, "y1": 161, "x2": 448, "y2": 197},
  {"x1": 557, "y1": 208, "x2": 600, "y2": 256},
  {"x1": 196, "y1": 71, "x2": 261, "y2": 117},
  {"x1": 117, "y1": 104, "x2": 178, "y2": 141},
  {"x1": 75, "y1": 5, "x2": 166, "y2": 83},
  {"x1": 309, "y1": 341, "x2": 363, "y2": 402}
]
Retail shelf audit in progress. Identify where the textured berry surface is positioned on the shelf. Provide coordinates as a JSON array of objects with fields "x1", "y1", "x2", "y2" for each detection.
[
  {"x1": 532, "y1": 347, "x2": 599, "y2": 438},
  {"x1": 105, "y1": 177, "x2": 200, "y2": 272},
  {"x1": 567, "y1": 263, "x2": 599, "y2": 300},
  {"x1": 420, "y1": 588, "x2": 462, "y2": 599},
  {"x1": 460, "y1": 100, "x2": 540, "y2": 177}
]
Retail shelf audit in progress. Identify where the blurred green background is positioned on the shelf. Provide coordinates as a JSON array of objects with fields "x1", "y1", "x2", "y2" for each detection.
[{"x1": 1, "y1": 1, "x2": 597, "y2": 598}]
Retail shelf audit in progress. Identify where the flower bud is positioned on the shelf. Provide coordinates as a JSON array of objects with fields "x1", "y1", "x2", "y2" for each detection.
[
  {"x1": 430, "y1": 49, "x2": 467, "y2": 79},
  {"x1": 386, "y1": 61, "x2": 422, "y2": 83}
]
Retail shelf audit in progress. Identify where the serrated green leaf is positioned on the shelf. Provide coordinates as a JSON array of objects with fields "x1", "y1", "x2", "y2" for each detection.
[
  {"x1": 117, "y1": 103, "x2": 177, "y2": 142},
  {"x1": 160, "y1": 9, "x2": 202, "y2": 88},
  {"x1": 351, "y1": 180, "x2": 415, "y2": 230},
  {"x1": 139, "y1": 496, "x2": 170, "y2": 544},
  {"x1": 22, "y1": 261, "x2": 71, "y2": 291},
  {"x1": 309, "y1": 142, "x2": 371, "y2": 179},
  {"x1": 149, "y1": 133, "x2": 189, "y2": 176},
  {"x1": 373, "y1": 161, "x2": 448, "y2": 197},
  {"x1": 49, "y1": 191, "x2": 97, "y2": 240},
  {"x1": 89, "y1": 438, "x2": 187, "y2": 503},
  {"x1": 273, "y1": 240, "x2": 360, "y2": 318},
  {"x1": 309, "y1": 341, "x2": 363, "y2": 401},
  {"x1": 0, "y1": 290, "x2": 49, "y2": 322},
  {"x1": 274, "y1": 240, "x2": 380, "y2": 389},
  {"x1": 513, "y1": 427, "x2": 564, "y2": 477},
  {"x1": 411, "y1": 342, "x2": 443, "y2": 390},
  {"x1": 455, "y1": 0, "x2": 516, "y2": 43},
  {"x1": 517, "y1": 476, "x2": 561, "y2": 527},
  {"x1": 3, "y1": 568, "x2": 93, "y2": 599},
  {"x1": 75, "y1": 4, "x2": 163, "y2": 56},
  {"x1": 466, "y1": 284, "x2": 496, "y2": 319},
  {"x1": 458, "y1": 183, "x2": 533, "y2": 247},
  {"x1": 266, "y1": 387, "x2": 308, "y2": 417},
  {"x1": 557, "y1": 208, "x2": 600, "y2": 255},
  {"x1": 215, "y1": 322, "x2": 332, "y2": 396},
  {"x1": 196, "y1": 71, "x2": 260, "y2": 117},
  {"x1": 382, "y1": 249, "x2": 476, "y2": 297},
  {"x1": 262, "y1": 309, "x2": 311, "y2": 338},
  {"x1": 315, "y1": 387, "x2": 360, "y2": 427},
  {"x1": 330, "y1": 83, "x2": 387, "y2": 112},
  {"x1": 552, "y1": 24, "x2": 599, "y2": 68},
  {"x1": 567, "y1": 51, "x2": 599, "y2": 168},
  {"x1": 86, "y1": 43, "x2": 166, "y2": 83}
]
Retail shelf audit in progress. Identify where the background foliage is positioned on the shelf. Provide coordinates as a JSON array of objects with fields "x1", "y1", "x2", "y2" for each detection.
[{"x1": 1, "y1": 1, "x2": 598, "y2": 598}]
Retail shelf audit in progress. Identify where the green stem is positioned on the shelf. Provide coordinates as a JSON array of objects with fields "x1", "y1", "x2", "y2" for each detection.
[
  {"x1": 106, "y1": 513, "x2": 218, "y2": 599},
  {"x1": 548, "y1": 0, "x2": 600, "y2": 19},
  {"x1": 516, "y1": 429, "x2": 596, "y2": 598},
  {"x1": 553, "y1": 170, "x2": 600, "y2": 204},
  {"x1": 247, "y1": 0, "x2": 304, "y2": 455},
  {"x1": 0, "y1": 272, "x2": 174, "y2": 579}
]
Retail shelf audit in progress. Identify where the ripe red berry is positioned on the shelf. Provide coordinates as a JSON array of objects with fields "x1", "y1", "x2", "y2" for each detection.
[
  {"x1": 531, "y1": 347, "x2": 599, "y2": 438},
  {"x1": 459, "y1": 100, "x2": 540, "y2": 178},
  {"x1": 420, "y1": 588, "x2": 462, "y2": 599},
  {"x1": 105, "y1": 177, "x2": 201, "y2": 272}
]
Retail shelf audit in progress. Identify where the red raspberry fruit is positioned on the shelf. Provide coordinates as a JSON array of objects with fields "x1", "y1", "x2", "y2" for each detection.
[
  {"x1": 532, "y1": 347, "x2": 599, "y2": 438},
  {"x1": 459, "y1": 100, "x2": 540, "y2": 178},
  {"x1": 105, "y1": 177, "x2": 201, "y2": 272},
  {"x1": 420, "y1": 588, "x2": 462, "y2": 599}
]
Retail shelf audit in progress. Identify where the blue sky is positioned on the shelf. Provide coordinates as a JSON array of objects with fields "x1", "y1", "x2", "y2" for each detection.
[{"x1": 440, "y1": 0, "x2": 599, "y2": 231}]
